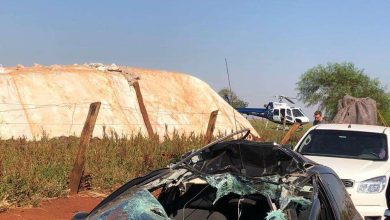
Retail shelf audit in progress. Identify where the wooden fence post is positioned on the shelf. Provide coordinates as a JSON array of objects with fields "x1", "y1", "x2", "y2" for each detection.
[
  {"x1": 69, "y1": 102, "x2": 101, "y2": 195},
  {"x1": 280, "y1": 122, "x2": 301, "y2": 145},
  {"x1": 204, "y1": 110, "x2": 219, "y2": 144},
  {"x1": 132, "y1": 80, "x2": 154, "y2": 137}
]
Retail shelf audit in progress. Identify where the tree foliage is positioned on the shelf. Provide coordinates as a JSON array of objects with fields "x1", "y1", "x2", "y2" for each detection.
[
  {"x1": 218, "y1": 88, "x2": 248, "y2": 108},
  {"x1": 296, "y1": 62, "x2": 390, "y2": 120}
]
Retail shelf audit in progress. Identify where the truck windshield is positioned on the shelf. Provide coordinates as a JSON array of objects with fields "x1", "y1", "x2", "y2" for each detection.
[{"x1": 297, "y1": 130, "x2": 388, "y2": 161}]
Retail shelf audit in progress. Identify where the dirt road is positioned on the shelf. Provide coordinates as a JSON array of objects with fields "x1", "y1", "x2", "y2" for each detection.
[{"x1": 0, "y1": 194, "x2": 103, "y2": 220}]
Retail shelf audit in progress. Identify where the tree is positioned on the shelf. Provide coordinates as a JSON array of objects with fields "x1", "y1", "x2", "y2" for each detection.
[
  {"x1": 218, "y1": 88, "x2": 248, "y2": 108},
  {"x1": 296, "y1": 62, "x2": 390, "y2": 120}
]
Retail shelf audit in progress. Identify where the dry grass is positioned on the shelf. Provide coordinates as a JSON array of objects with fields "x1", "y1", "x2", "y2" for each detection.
[
  {"x1": 249, "y1": 119, "x2": 311, "y2": 146},
  {"x1": 0, "y1": 120, "x2": 310, "y2": 209},
  {"x1": 0, "y1": 132, "x2": 203, "y2": 208}
]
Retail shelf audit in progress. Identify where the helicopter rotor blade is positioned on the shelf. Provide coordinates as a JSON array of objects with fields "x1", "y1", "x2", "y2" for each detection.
[{"x1": 284, "y1": 97, "x2": 295, "y2": 104}]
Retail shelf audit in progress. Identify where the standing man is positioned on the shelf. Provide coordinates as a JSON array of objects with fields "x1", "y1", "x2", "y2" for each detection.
[{"x1": 313, "y1": 110, "x2": 324, "y2": 125}]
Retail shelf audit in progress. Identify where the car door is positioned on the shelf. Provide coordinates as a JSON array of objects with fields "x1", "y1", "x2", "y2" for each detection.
[
  {"x1": 300, "y1": 174, "x2": 337, "y2": 220},
  {"x1": 286, "y1": 108, "x2": 294, "y2": 124},
  {"x1": 319, "y1": 173, "x2": 362, "y2": 220},
  {"x1": 272, "y1": 109, "x2": 281, "y2": 122}
]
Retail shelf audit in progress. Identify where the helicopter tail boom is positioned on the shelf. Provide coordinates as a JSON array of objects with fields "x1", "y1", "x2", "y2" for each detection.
[{"x1": 236, "y1": 108, "x2": 269, "y2": 118}]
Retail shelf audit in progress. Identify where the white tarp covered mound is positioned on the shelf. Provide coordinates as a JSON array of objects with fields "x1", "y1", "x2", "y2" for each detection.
[{"x1": 0, "y1": 64, "x2": 258, "y2": 139}]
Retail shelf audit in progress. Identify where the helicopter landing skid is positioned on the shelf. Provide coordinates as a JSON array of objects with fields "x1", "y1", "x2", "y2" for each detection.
[{"x1": 276, "y1": 124, "x2": 289, "y2": 131}]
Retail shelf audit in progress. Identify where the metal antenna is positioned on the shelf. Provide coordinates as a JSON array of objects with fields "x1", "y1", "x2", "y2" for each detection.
[
  {"x1": 225, "y1": 58, "x2": 238, "y2": 132},
  {"x1": 225, "y1": 58, "x2": 246, "y2": 175}
]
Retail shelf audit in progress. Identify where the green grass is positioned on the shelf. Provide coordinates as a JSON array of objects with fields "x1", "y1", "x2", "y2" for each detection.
[{"x1": 0, "y1": 120, "x2": 311, "y2": 209}]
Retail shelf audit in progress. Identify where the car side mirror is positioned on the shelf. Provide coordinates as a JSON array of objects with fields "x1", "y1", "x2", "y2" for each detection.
[
  {"x1": 283, "y1": 144, "x2": 293, "y2": 149},
  {"x1": 72, "y1": 211, "x2": 89, "y2": 220},
  {"x1": 384, "y1": 209, "x2": 390, "y2": 219}
]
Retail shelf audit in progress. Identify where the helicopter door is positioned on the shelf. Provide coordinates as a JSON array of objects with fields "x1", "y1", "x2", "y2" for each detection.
[
  {"x1": 280, "y1": 109, "x2": 286, "y2": 123},
  {"x1": 272, "y1": 109, "x2": 281, "y2": 122},
  {"x1": 286, "y1": 108, "x2": 294, "y2": 124}
]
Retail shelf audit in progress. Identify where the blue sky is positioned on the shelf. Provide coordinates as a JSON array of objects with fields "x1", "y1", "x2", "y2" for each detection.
[{"x1": 1, "y1": 0, "x2": 389, "y2": 116}]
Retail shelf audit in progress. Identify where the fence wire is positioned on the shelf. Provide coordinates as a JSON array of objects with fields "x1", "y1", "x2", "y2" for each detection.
[{"x1": 0, "y1": 102, "x2": 236, "y2": 138}]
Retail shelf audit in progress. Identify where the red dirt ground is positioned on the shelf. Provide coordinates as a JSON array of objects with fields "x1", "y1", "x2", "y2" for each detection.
[{"x1": 0, "y1": 193, "x2": 104, "y2": 220}]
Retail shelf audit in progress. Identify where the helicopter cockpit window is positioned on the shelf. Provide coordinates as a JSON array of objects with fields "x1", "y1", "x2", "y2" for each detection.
[{"x1": 292, "y1": 109, "x2": 304, "y2": 117}]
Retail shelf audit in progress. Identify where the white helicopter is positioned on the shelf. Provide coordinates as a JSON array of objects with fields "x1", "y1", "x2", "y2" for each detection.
[{"x1": 236, "y1": 95, "x2": 310, "y2": 126}]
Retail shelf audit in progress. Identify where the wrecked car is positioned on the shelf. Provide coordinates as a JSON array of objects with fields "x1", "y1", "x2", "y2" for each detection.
[{"x1": 73, "y1": 129, "x2": 362, "y2": 220}]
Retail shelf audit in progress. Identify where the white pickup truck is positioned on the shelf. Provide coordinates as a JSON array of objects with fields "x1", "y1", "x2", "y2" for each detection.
[{"x1": 294, "y1": 124, "x2": 390, "y2": 220}]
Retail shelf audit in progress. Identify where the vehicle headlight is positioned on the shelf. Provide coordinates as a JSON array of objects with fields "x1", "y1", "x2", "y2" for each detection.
[{"x1": 357, "y1": 176, "x2": 387, "y2": 193}]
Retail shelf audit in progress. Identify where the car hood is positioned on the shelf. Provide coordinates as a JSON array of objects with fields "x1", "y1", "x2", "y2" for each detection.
[{"x1": 304, "y1": 155, "x2": 389, "y2": 181}]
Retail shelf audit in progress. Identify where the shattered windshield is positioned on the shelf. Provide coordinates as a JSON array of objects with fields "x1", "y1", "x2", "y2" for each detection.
[
  {"x1": 297, "y1": 130, "x2": 388, "y2": 161},
  {"x1": 205, "y1": 173, "x2": 280, "y2": 204},
  {"x1": 90, "y1": 189, "x2": 170, "y2": 220}
]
